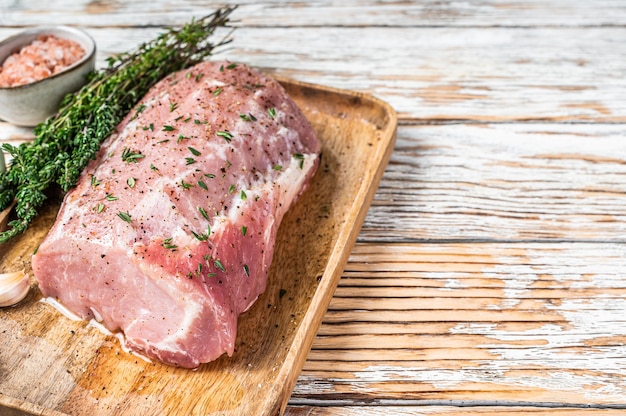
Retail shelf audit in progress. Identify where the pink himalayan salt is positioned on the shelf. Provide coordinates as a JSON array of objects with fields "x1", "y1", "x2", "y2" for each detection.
[{"x1": 0, "y1": 34, "x2": 85, "y2": 88}]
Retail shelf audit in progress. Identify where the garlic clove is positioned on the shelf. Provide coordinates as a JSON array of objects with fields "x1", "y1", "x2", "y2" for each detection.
[
  {"x1": 0, "y1": 270, "x2": 30, "y2": 307},
  {"x1": 0, "y1": 200, "x2": 16, "y2": 231}
]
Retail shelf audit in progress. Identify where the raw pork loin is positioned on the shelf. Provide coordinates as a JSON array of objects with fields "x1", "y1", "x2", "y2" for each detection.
[{"x1": 32, "y1": 61, "x2": 320, "y2": 368}]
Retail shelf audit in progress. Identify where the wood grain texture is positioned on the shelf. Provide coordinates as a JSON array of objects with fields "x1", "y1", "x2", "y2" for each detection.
[
  {"x1": 361, "y1": 123, "x2": 626, "y2": 242},
  {"x1": 2, "y1": 0, "x2": 626, "y2": 27},
  {"x1": 2, "y1": 1, "x2": 626, "y2": 415},
  {"x1": 291, "y1": 242, "x2": 626, "y2": 407},
  {"x1": 285, "y1": 407, "x2": 626, "y2": 416},
  {"x1": 0, "y1": 12, "x2": 625, "y2": 122}
]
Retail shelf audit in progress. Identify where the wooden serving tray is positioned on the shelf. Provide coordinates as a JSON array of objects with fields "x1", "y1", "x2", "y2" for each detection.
[{"x1": 0, "y1": 77, "x2": 397, "y2": 416}]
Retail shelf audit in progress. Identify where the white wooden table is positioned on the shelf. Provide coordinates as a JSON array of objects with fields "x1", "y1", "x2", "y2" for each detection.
[{"x1": 2, "y1": 1, "x2": 626, "y2": 415}]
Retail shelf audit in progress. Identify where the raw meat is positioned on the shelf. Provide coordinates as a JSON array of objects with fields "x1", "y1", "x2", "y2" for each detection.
[{"x1": 32, "y1": 60, "x2": 320, "y2": 368}]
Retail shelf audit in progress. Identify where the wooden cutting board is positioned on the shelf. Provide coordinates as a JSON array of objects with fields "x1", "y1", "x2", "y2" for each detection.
[{"x1": 0, "y1": 77, "x2": 397, "y2": 416}]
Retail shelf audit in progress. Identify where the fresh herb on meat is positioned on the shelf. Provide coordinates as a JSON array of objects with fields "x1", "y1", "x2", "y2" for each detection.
[
  {"x1": 121, "y1": 148, "x2": 145, "y2": 163},
  {"x1": 117, "y1": 211, "x2": 132, "y2": 224},
  {"x1": 0, "y1": 6, "x2": 236, "y2": 243},
  {"x1": 216, "y1": 130, "x2": 233, "y2": 142}
]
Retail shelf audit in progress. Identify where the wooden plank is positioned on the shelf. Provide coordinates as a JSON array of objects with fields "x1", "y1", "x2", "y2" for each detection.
[
  {"x1": 2, "y1": 0, "x2": 626, "y2": 27},
  {"x1": 1, "y1": 25, "x2": 626, "y2": 122},
  {"x1": 230, "y1": 25, "x2": 626, "y2": 123},
  {"x1": 290, "y1": 242, "x2": 626, "y2": 406},
  {"x1": 285, "y1": 407, "x2": 626, "y2": 416},
  {"x1": 360, "y1": 123, "x2": 626, "y2": 242}
]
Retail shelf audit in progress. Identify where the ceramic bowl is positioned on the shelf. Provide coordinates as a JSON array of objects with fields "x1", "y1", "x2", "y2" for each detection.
[{"x1": 0, "y1": 26, "x2": 96, "y2": 126}]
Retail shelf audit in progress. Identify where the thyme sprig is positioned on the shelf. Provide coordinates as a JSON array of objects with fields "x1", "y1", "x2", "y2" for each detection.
[{"x1": 0, "y1": 6, "x2": 236, "y2": 243}]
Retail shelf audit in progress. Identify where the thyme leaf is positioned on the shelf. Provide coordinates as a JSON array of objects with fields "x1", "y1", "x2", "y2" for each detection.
[
  {"x1": 239, "y1": 113, "x2": 256, "y2": 122},
  {"x1": 121, "y1": 147, "x2": 144, "y2": 163},
  {"x1": 162, "y1": 237, "x2": 178, "y2": 251},
  {"x1": 216, "y1": 130, "x2": 233, "y2": 142},
  {"x1": 191, "y1": 230, "x2": 209, "y2": 241},
  {"x1": 214, "y1": 259, "x2": 226, "y2": 272},
  {"x1": 198, "y1": 206, "x2": 209, "y2": 220},
  {"x1": 293, "y1": 153, "x2": 305, "y2": 169},
  {"x1": 117, "y1": 211, "x2": 132, "y2": 224}
]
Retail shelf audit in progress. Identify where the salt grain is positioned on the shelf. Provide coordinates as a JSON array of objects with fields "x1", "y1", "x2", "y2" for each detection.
[{"x1": 0, "y1": 34, "x2": 85, "y2": 87}]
